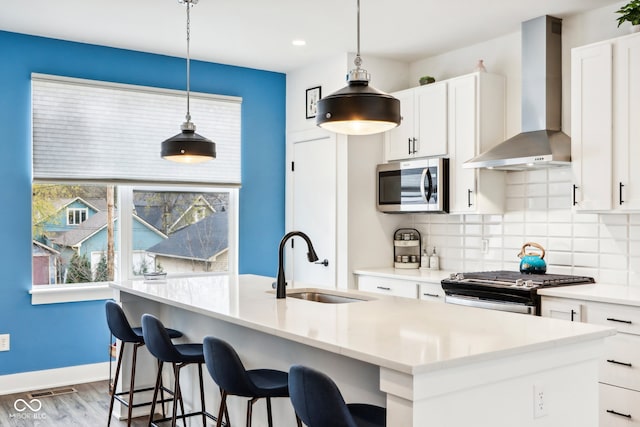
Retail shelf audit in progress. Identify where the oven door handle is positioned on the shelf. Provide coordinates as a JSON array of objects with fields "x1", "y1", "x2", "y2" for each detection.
[
  {"x1": 445, "y1": 295, "x2": 536, "y2": 315},
  {"x1": 420, "y1": 168, "x2": 430, "y2": 203}
]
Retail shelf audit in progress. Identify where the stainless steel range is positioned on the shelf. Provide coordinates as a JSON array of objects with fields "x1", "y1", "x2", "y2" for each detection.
[{"x1": 441, "y1": 271, "x2": 595, "y2": 315}]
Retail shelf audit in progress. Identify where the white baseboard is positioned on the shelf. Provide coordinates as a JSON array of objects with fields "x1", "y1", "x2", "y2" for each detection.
[{"x1": 0, "y1": 362, "x2": 110, "y2": 395}]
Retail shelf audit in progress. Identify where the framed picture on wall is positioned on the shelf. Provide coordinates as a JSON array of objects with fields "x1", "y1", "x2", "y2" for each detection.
[{"x1": 306, "y1": 86, "x2": 321, "y2": 119}]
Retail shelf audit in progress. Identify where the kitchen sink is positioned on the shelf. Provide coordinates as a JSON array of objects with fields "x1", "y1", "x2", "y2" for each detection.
[{"x1": 287, "y1": 291, "x2": 369, "y2": 304}]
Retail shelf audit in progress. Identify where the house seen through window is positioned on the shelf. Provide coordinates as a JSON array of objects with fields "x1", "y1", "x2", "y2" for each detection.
[{"x1": 32, "y1": 184, "x2": 230, "y2": 286}]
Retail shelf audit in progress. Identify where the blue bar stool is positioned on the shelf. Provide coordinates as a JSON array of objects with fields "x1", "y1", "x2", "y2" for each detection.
[
  {"x1": 202, "y1": 336, "x2": 302, "y2": 427},
  {"x1": 288, "y1": 364, "x2": 387, "y2": 427},
  {"x1": 142, "y1": 314, "x2": 217, "y2": 427},
  {"x1": 105, "y1": 301, "x2": 183, "y2": 427}
]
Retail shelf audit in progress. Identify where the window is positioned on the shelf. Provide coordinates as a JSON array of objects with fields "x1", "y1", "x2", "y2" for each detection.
[
  {"x1": 66, "y1": 208, "x2": 88, "y2": 225},
  {"x1": 32, "y1": 184, "x2": 118, "y2": 285},
  {"x1": 32, "y1": 184, "x2": 236, "y2": 286},
  {"x1": 30, "y1": 74, "x2": 242, "y2": 304}
]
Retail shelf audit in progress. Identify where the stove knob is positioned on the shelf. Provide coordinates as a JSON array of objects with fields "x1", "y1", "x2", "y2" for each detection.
[
  {"x1": 515, "y1": 279, "x2": 524, "y2": 287},
  {"x1": 455, "y1": 273, "x2": 465, "y2": 280},
  {"x1": 449, "y1": 273, "x2": 457, "y2": 280},
  {"x1": 525, "y1": 280, "x2": 534, "y2": 287}
]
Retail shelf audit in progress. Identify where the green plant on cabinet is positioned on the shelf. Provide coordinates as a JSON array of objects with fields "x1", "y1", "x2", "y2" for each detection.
[{"x1": 616, "y1": 0, "x2": 640, "y2": 27}]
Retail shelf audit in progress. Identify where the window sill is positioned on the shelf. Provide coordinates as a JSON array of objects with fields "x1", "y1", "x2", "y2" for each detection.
[{"x1": 30, "y1": 283, "x2": 115, "y2": 305}]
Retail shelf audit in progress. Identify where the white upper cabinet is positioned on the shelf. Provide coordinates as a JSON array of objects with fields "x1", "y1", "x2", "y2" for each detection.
[
  {"x1": 571, "y1": 42, "x2": 613, "y2": 211},
  {"x1": 385, "y1": 72, "x2": 505, "y2": 214},
  {"x1": 385, "y1": 81, "x2": 448, "y2": 161},
  {"x1": 572, "y1": 32, "x2": 640, "y2": 212},
  {"x1": 613, "y1": 33, "x2": 640, "y2": 211},
  {"x1": 448, "y1": 72, "x2": 506, "y2": 214}
]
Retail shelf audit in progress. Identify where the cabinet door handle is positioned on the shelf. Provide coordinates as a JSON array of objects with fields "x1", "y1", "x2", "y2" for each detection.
[
  {"x1": 570, "y1": 309, "x2": 576, "y2": 322},
  {"x1": 620, "y1": 182, "x2": 625, "y2": 205},
  {"x1": 606, "y1": 317, "x2": 633, "y2": 324},
  {"x1": 412, "y1": 137, "x2": 417, "y2": 154},
  {"x1": 607, "y1": 359, "x2": 633, "y2": 367},
  {"x1": 423, "y1": 293, "x2": 440, "y2": 298},
  {"x1": 377, "y1": 286, "x2": 391, "y2": 291},
  {"x1": 407, "y1": 138, "x2": 412, "y2": 155},
  {"x1": 467, "y1": 189, "x2": 473, "y2": 208},
  {"x1": 572, "y1": 184, "x2": 578, "y2": 206},
  {"x1": 606, "y1": 409, "x2": 632, "y2": 419}
]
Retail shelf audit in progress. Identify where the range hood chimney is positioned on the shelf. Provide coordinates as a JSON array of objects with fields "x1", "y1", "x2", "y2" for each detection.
[{"x1": 464, "y1": 15, "x2": 571, "y2": 170}]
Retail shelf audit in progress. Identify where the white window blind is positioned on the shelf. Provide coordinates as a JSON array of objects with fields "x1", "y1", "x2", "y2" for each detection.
[{"x1": 32, "y1": 73, "x2": 241, "y2": 186}]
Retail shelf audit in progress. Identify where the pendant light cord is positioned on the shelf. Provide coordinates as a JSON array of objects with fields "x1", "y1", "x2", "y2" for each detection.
[
  {"x1": 185, "y1": 0, "x2": 192, "y2": 124},
  {"x1": 354, "y1": 0, "x2": 361, "y2": 69}
]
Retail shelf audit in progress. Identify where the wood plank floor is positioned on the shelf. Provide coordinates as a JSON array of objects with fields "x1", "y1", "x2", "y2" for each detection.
[{"x1": 0, "y1": 381, "x2": 156, "y2": 427}]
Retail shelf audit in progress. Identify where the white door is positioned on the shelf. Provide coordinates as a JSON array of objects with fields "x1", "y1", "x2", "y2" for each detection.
[
  {"x1": 415, "y1": 81, "x2": 448, "y2": 158},
  {"x1": 290, "y1": 131, "x2": 336, "y2": 288},
  {"x1": 571, "y1": 42, "x2": 613, "y2": 211},
  {"x1": 614, "y1": 33, "x2": 640, "y2": 210},
  {"x1": 448, "y1": 74, "x2": 478, "y2": 213},
  {"x1": 385, "y1": 88, "x2": 415, "y2": 161}
]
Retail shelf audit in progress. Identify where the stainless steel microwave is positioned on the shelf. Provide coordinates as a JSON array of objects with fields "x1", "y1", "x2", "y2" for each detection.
[{"x1": 376, "y1": 158, "x2": 449, "y2": 213}]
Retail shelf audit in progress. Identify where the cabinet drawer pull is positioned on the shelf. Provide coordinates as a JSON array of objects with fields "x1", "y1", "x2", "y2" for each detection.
[
  {"x1": 377, "y1": 286, "x2": 391, "y2": 291},
  {"x1": 620, "y1": 182, "x2": 625, "y2": 205},
  {"x1": 606, "y1": 317, "x2": 633, "y2": 324},
  {"x1": 607, "y1": 359, "x2": 633, "y2": 367},
  {"x1": 423, "y1": 293, "x2": 440, "y2": 298},
  {"x1": 606, "y1": 409, "x2": 632, "y2": 419}
]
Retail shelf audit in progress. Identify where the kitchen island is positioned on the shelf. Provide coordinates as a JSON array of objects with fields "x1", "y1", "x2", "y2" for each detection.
[{"x1": 110, "y1": 274, "x2": 614, "y2": 426}]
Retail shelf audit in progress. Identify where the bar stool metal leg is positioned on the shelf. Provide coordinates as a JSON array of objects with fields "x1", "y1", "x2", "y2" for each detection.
[
  {"x1": 198, "y1": 363, "x2": 207, "y2": 427},
  {"x1": 148, "y1": 361, "x2": 164, "y2": 427},
  {"x1": 246, "y1": 397, "x2": 258, "y2": 427},
  {"x1": 107, "y1": 341, "x2": 126, "y2": 427},
  {"x1": 266, "y1": 397, "x2": 273, "y2": 427},
  {"x1": 126, "y1": 342, "x2": 143, "y2": 425}
]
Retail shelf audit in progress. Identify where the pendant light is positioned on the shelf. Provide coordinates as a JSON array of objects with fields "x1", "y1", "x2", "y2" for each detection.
[
  {"x1": 161, "y1": 0, "x2": 216, "y2": 163},
  {"x1": 316, "y1": 0, "x2": 401, "y2": 136}
]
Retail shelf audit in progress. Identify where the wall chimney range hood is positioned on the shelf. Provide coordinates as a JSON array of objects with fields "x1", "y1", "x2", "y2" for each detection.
[{"x1": 464, "y1": 15, "x2": 571, "y2": 171}]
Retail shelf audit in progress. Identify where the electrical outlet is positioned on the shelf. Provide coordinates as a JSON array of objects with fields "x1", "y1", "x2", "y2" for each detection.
[
  {"x1": 0, "y1": 334, "x2": 10, "y2": 352},
  {"x1": 481, "y1": 239, "x2": 489, "y2": 254},
  {"x1": 533, "y1": 384, "x2": 547, "y2": 418}
]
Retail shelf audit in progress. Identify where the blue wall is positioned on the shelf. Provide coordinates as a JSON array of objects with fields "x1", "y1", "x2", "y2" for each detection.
[{"x1": 0, "y1": 31, "x2": 285, "y2": 375}]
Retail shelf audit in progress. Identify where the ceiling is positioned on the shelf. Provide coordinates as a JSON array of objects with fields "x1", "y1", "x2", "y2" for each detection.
[{"x1": 0, "y1": 0, "x2": 621, "y2": 73}]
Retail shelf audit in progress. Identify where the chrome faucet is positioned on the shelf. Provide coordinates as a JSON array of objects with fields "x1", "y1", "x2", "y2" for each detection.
[{"x1": 276, "y1": 231, "x2": 319, "y2": 299}]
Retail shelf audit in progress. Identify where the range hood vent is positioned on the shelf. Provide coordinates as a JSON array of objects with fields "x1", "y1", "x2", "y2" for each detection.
[{"x1": 464, "y1": 15, "x2": 571, "y2": 170}]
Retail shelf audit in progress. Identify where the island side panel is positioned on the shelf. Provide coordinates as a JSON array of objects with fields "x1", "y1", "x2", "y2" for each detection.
[{"x1": 380, "y1": 338, "x2": 603, "y2": 426}]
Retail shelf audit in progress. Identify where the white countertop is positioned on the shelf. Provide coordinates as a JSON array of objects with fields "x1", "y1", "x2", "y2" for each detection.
[
  {"x1": 111, "y1": 274, "x2": 613, "y2": 375},
  {"x1": 539, "y1": 283, "x2": 640, "y2": 307},
  {"x1": 353, "y1": 267, "x2": 453, "y2": 283}
]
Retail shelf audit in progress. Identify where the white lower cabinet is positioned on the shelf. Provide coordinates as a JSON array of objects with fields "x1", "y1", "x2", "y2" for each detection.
[
  {"x1": 356, "y1": 275, "x2": 445, "y2": 301},
  {"x1": 600, "y1": 334, "x2": 640, "y2": 392},
  {"x1": 541, "y1": 296, "x2": 640, "y2": 426},
  {"x1": 600, "y1": 383, "x2": 640, "y2": 426},
  {"x1": 357, "y1": 276, "x2": 418, "y2": 299},
  {"x1": 419, "y1": 282, "x2": 445, "y2": 302}
]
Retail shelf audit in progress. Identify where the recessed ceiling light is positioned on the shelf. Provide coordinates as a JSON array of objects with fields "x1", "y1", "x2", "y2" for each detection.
[{"x1": 292, "y1": 40, "x2": 306, "y2": 46}]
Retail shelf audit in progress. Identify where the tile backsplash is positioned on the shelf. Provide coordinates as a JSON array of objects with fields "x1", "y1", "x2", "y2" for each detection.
[{"x1": 410, "y1": 167, "x2": 640, "y2": 286}]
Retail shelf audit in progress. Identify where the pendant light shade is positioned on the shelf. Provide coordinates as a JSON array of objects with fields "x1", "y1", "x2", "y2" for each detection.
[
  {"x1": 162, "y1": 0, "x2": 216, "y2": 163},
  {"x1": 316, "y1": 0, "x2": 401, "y2": 136},
  {"x1": 161, "y1": 126, "x2": 216, "y2": 164}
]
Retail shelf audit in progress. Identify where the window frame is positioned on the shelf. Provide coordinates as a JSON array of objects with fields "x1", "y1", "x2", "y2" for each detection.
[
  {"x1": 30, "y1": 182, "x2": 239, "y2": 305},
  {"x1": 66, "y1": 207, "x2": 88, "y2": 225}
]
